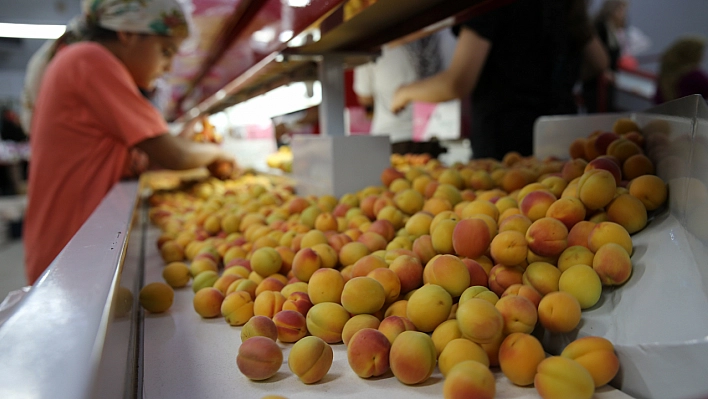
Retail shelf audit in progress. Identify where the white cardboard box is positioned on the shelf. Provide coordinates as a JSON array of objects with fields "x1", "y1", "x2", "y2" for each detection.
[
  {"x1": 291, "y1": 135, "x2": 391, "y2": 198},
  {"x1": 535, "y1": 95, "x2": 708, "y2": 399}
]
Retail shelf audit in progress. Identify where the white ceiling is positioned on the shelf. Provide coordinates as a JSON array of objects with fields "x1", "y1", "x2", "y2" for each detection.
[{"x1": 0, "y1": 0, "x2": 81, "y2": 70}]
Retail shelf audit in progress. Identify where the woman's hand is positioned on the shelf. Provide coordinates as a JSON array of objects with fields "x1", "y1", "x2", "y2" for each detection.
[{"x1": 391, "y1": 86, "x2": 411, "y2": 114}]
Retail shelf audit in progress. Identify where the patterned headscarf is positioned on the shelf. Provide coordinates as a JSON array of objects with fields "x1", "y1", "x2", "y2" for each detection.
[
  {"x1": 83, "y1": 0, "x2": 189, "y2": 37},
  {"x1": 20, "y1": 0, "x2": 191, "y2": 133}
]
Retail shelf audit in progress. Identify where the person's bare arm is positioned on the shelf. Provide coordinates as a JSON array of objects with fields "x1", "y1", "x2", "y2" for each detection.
[
  {"x1": 581, "y1": 35, "x2": 610, "y2": 81},
  {"x1": 357, "y1": 95, "x2": 374, "y2": 107},
  {"x1": 391, "y1": 28, "x2": 491, "y2": 113},
  {"x1": 135, "y1": 133, "x2": 233, "y2": 170}
]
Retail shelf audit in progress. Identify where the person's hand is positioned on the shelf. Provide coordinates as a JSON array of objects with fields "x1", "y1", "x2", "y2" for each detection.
[
  {"x1": 390, "y1": 86, "x2": 410, "y2": 114},
  {"x1": 207, "y1": 151, "x2": 239, "y2": 180},
  {"x1": 121, "y1": 148, "x2": 149, "y2": 179}
]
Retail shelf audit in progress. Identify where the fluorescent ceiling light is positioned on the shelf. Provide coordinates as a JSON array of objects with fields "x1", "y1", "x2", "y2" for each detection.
[
  {"x1": 288, "y1": 0, "x2": 310, "y2": 7},
  {"x1": 279, "y1": 30, "x2": 293, "y2": 43},
  {"x1": 0, "y1": 23, "x2": 66, "y2": 39}
]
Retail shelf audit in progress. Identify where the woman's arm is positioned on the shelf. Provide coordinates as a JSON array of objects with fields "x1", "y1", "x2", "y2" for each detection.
[
  {"x1": 136, "y1": 133, "x2": 234, "y2": 170},
  {"x1": 391, "y1": 27, "x2": 491, "y2": 113},
  {"x1": 581, "y1": 35, "x2": 610, "y2": 81}
]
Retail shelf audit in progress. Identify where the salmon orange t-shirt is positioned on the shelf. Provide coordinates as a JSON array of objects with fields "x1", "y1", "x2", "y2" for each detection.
[{"x1": 24, "y1": 42, "x2": 168, "y2": 284}]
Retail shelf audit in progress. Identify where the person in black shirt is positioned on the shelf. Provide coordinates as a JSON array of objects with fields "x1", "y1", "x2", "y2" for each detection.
[
  {"x1": 391, "y1": 0, "x2": 608, "y2": 160},
  {"x1": 582, "y1": 0, "x2": 627, "y2": 113}
]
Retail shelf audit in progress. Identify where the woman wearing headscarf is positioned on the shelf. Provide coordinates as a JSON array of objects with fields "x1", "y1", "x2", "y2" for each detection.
[{"x1": 23, "y1": 0, "x2": 235, "y2": 284}]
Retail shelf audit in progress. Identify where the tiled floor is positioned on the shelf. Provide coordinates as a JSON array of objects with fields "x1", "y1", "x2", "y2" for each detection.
[{"x1": 0, "y1": 239, "x2": 27, "y2": 302}]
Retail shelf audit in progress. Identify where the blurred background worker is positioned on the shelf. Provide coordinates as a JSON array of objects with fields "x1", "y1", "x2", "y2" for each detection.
[
  {"x1": 391, "y1": 0, "x2": 608, "y2": 160},
  {"x1": 23, "y1": 0, "x2": 235, "y2": 284},
  {"x1": 354, "y1": 30, "x2": 455, "y2": 157},
  {"x1": 654, "y1": 36, "x2": 708, "y2": 104}
]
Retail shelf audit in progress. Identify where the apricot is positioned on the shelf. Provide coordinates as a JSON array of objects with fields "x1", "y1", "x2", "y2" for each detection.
[
  {"x1": 559, "y1": 264, "x2": 602, "y2": 309},
  {"x1": 537, "y1": 292, "x2": 582, "y2": 333},
  {"x1": 412, "y1": 235, "x2": 437, "y2": 264},
  {"x1": 456, "y1": 298, "x2": 503, "y2": 345},
  {"x1": 340, "y1": 277, "x2": 386, "y2": 315},
  {"x1": 404, "y1": 212, "x2": 434, "y2": 238},
  {"x1": 545, "y1": 197, "x2": 586, "y2": 231},
  {"x1": 310, "y1": 243, "x2": 338, "y2": 269},
  {"x1": 191, "y1": 286, "x2": 224, "y2": 318},
  {"x1": 431, "y1": 319, "x2": 463, "y2": 356},
  {"x1": 460, "y1": 286, "x2": 499, "y2": 306},
  {"x1": 520, "y1": 190, "x2": 557, "y2": 222},
  {"x1": 495, "y1": 295, "x2": 538, "y2": 335},
  {"x1": 613, "y1": 118, "x2": 640, "y2": 134},
  {"x1": 499, "y1": 214, "x2": 533, "y2": 235},
  {"x1": 562, "y1": 159, "x2": 588, "y2": 182},
  {"x1": 253, "y1": 290, "x2": 285, "y2": 318},
  {"x1": 522, "y1": 262, "x2": 561, "y2": 296},
  {"x1": 442, "y1": 360, "x2": 496, "y2": 399},
  {"x1": 541, "y1": 176, "x2": 569, "y2": 198},
  {"x1": 576, "y1": 169, "x2": 616, "y2": 210},
  {"x1": 351, "y1": 254, "x2": 388, "y2": 278},
  {"x1": 561, "y1": 336, "x2": 620, "y2": 387},
  {"x1": 160, "y1": 240, "x2": 185, "y2": 263},
  {"x1": 501, "y1": 284, "x2": 542, "y2": 308},
  {"x1": 498, "y1": 332, "x2": 546, "y2": 386},
  {"x1": 406, "y1": 283, "x2": 453, "y2": 332},
  {"x1": 452, "y1": 217, "x2": 491, "y2": 259},
  {"x1": 534, "y1": 356, "x2": 595, "y2": 399},
  {"x1": 189, "y1": 258, "x2": 218, "y2": 277},
  {"x1": 388, "y1": 255, "x2": 424, "y2": 294},
  {"x1": 338, "y1": 241, "x2": 371, "y2": 267},
  {"x1": 342, "y1": 314, "x2": 381, "y2": 346},
  {"x1": 139, "y1": 282, "x2": 174, "y2": 314},
  {"x1": 424, "y1": 254, "x2": 470, "y2": 297},
  {"x1": 394, "y1": 188, "x2": 425, "y2": 215},
  {"x1": 606, "y1": 193, "x2": 647, "y2": 234},
  {"x1": 291, "y1": 247, "x2": 322, "y2": 282},
  {"x1": 488, "y1": 264, "x2": 524, "y2": 297},
  {"x1": 241, "y1": 315, "x2": 278, "y2": 342},
  {"x1": 567, "y1": 221, "x2": 596, "y2": 249},
  {"x1": 622, "y1": 154, "x2": 654, "y2": 180},
  {"x1": 585, "y1": 156, "x2": 622, "y2": 184},
  {"x1": 229, "y1": 278, "x2": 257, "y2": 300},
  {"x1": 236, "y1": 336, "x2": 283, "y2": 381},
  {"x1": 525, "y1": 217, "x2": 568, "y2": 258},
  {"x1": 213, "y1": 274, "x2": 242, "y2": 295},
  {"x1": 628, "y1": 174, "x2": 667, "y2": 210},
  {"x1": 490, "y1": 230, "x2": 528, "y2": 266},
  {"x1": 439, "y1": 338, "x2": 489, "y2": 377},
  {"x1": 307, "y1": 268, "x2": 344, "y2": 304},
  {"x1": 593, "y1": 243, "x2": 632, "y2": 286},
  {"x1": 378, "y1": 315, "x2": 417, "y2": 345},
  {"x1": 367, "y1": 268, "x2": 402, "y2": 304},
  {"x1": 607, "y1": 138, "x2": 642, "y2": 164},
  {"x1": 250, "y1": 247, "x2": 282, "y2": 277},
  {"x1": 288, "y1": 336, "x2": 333, "y2": 384},
  {"x1": 306, "y1": 302, "x2": 350, "y2": 344},
  {"x1": 221, "y1": 291, "x2": 254, "y2": 326},
  {"x1": 347, "y1": 328, "x2": 392, "y2": 378},
  {"x1": 557, "y1": 245, "x2": 595, "y2": 273},
  {"x1": 430, "y1": 218, "x2": 457, "y2": 255},
  {"x1": 272, "y1": 309, "x2": 308, "y2": 343},
  {"x1": 389, "y1": 331, "x2": 437, "y2": 385},
  {"x1": 162, "y1": 262, "x2": 191, "y2": 288},
  {"x1": 587, "y1": 221, "x2": 633, "y2": 255}
]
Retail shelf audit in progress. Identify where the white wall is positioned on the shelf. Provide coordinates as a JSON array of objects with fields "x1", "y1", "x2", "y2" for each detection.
[{"x1": 0, "y1": 71, "x2": 26, "y2": 108}]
